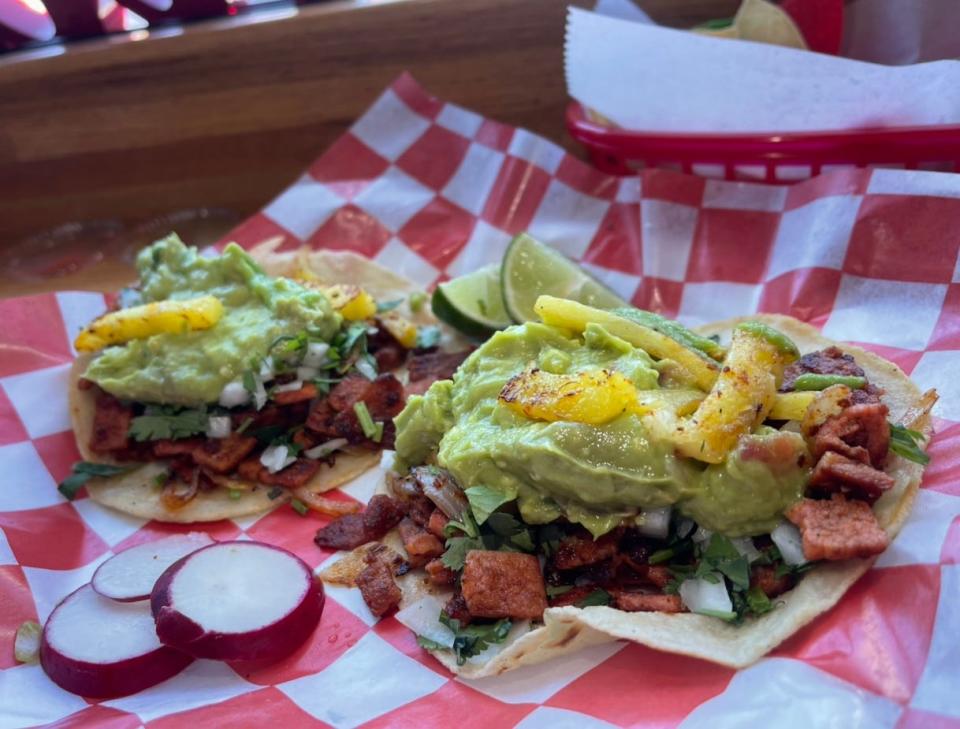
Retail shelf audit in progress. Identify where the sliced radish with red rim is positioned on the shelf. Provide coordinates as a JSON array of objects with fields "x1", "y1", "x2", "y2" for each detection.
[
  {"x1": 40, "y1": 584, "x2": 192, "y2": 698},
  {"x1": 92, "y1": 532, "x2": 215, "y2": 602},
  {"x1": 151, "y1": 541, "x2": 323, "y2": 662}
]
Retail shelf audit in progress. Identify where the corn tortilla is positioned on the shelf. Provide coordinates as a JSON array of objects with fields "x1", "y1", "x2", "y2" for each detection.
[
  {"x1": 378, "y1": 314, "x2": 930, "y2": 677},
  {"x1": 71, "y1": 247, "x2": 432, "y2": 523}
]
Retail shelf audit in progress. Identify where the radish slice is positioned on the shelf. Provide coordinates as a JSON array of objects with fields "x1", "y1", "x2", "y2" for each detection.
[
  {"x1": 92, "y1": 533, "x2": 215, "y2": 603},
  {"x1": 40, "y1": 585, "x2": 192, "y2": 698},
  {"x1": 151, "y1": 541, "x2": 323, "y2": 662}
]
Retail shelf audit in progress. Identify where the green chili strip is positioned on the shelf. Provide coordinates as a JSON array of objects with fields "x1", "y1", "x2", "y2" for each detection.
[
  {"x1": 792, "y1": 373, "x2": 866, "y2": 391},
  {"x1": 291, "y1": 498, "x2": 309, "y2": 516}
]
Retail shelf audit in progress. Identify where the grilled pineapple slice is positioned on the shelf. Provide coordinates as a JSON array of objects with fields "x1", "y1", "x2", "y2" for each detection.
[
  {"x1": 379, "y1": 311, "x2": 418, "y2": 348},
  {"x1": 534, "y1": 296, "x2": 719, "y2": 391},
  {"x1": 500, "y1": 368, "x2": 639, "y2": 425},
  {"x1": 323, "y1": 285, "x2": 376, "y2": 321},
  {"x1": 676, "y1": 322, "x2": 799, "y2": 463},
  {"x1": 768, "y1": 390, "x2": 817, "y2": 421},
  {"x1": 74, "y1": 295, "x2": 224, "y2": 352},
  {"x1": 635, "y1": 389, "x2": 706, "y2": 417}
]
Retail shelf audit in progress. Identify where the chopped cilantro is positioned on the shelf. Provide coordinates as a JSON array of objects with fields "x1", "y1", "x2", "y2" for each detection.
[
  {"x1": 508, "y1": 529, "x2": 535, "y2": 552},
  {"x1": 268, "y1": 333, "x2": 307, "y2": 361},
  {"x1": 129, "y1": 406, "x2": 207, "y2": 442},
  {"x1": 537, "y1": 524, "x2": 565, "y2": 557},
  {"x1": 546, "y1": 584, "x2": 573, "y2": 598},
  {"x1": 250, "y1": 425, "x2": 286, "y2": 446},
  {"x1": 485, "y1": 512, "x2": 535, "y2": 552},
  {"x1": 648, "y1": 548, "x2": 675, "y2": 565},
  {"x1": 463, "y1": 485, "x2": 511, "y2": 524},
  {"x1": 441, "y1": 535, "x2": 484, "y2": 571},
  {"x1": 745, "y1": 585, "x2": 773, "y2": 616},
  {"x1": 267, "y1": 486, "x2": 284, "y2": 500},
  {"x1": 439, "y1": 613, "x2": 512, "y2": 665},
  {"x1": 235, "y1": 417, "x2": 254, "y2": 435},
  {"x1": 444, "y1": 510, "x2": 480, "y2": 539},
  {"x1": 658, "y1": 529, "x2": 796, "y2": 622},
  {"x1": 338, "y1": 323, "x2": 369, "y2": 358},
  {"x1": 890, "y1": 423, "x2": 930, "y2": 465},
  {"x1": 416, "y1": 635, "x2": 447, "y2": 651},
  {"x1": 58, "y1": 461, "x2": 141, "y2": 500},
  {"x1": 702, "y1": 533, "x2": 739, "y2": 562},
  {"x1": 717, "y1": 557, "x2": 750, "y2": 590},
  {"x1": 575, "y1": 589, "x2": 612, "y2": 608},
  {"x1": 376, "y1": 298, "x2": 403, "y2": 314},
  {"x1": 416, "y1": 325, "x2": 441, "y2": 350},
  {"x1": 774, "y1": 560, "x2": 814, "y2": 579},
  {"x1": 229, "y1": 489, "x2": 243, "y2": 501}
]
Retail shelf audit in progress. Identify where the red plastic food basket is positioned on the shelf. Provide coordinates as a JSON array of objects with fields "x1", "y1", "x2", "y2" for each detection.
[{"x1": 566, "y1": 101, "x2": 960, "y2": 184}]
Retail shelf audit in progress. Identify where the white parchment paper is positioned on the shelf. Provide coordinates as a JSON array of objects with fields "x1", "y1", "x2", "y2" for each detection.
[{"x1": 565, "y1": 6, "x2": 960, "y2": 133}]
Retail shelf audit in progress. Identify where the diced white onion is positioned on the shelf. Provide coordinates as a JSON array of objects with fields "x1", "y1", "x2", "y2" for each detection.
[
  {"x1": 206, "y1": 415, "x2": 232, "y2": 439},
  {"x1": 692, "y1": 526, "x2": 713, "y2": 544},
  {"x1": 260, "y1": 444, "x2": 296, "y2": 474},
  {"x1": 395, "y1": 595, "x2": 455, "y2": 648},
  {"x1": 304, "y1": 438, "x2": 348, "y2": 460},
  {"x1": 418, "y1": 469, "x2": 469, "y2": 520},
  {"x1": 679, "y1": 575, "x2": 733, "y2": 615},
  {"x1": 253, "y1": 378, "x2": 268, "y2": 411},
  {"x1": 259, "y1": 356, "x2": 275, "y2": 380},
  {"x1": 297, "y1": 366, "x2": 319, "y2": 382},
  {"x1": 779, "y1": 421, "x2": 803, "y2": 434},
  {"x1": 218, "y1": 381, "x2": 251, "y2": 408},
  {"x1": 635, "y1": 506, "x2": 672, "y2": 539},
  {"x1": 356, "y1": 358, "x2": 377, "y2": 381},
  {"x1": 302, "y1": 342, "x2": 330, "y2": 368},
  {"x1": 730, "y1": 537, "x2": 762, "y2": 563},
  {"x1": 771, "y1": 521, "x2": 807, "y2": 566},
  {"x1": 273, "y1": 380, "x2": 304, "y2": 394},
  {"x1": 676, "y1": 518, "x2": 696, "y2": 539},
  {"x1": 366, "y1": 326, "x2": 379, "y2": 336}
]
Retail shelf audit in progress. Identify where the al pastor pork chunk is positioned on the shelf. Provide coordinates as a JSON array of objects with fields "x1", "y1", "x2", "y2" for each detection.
[
  {"x1": 786, "y1": 494, "x2": 890, "y2": 561},
  {"x1": 461, "y1": 551, "x2": 547, "y2": 620},
  {"x1": 356, "y1": 557, "x2": 401, "y2": 617}
]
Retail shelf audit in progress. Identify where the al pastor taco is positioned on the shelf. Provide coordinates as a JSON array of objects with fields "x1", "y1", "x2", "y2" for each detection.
[
  {"x1": 64, "y1": 235, "x2": 469, "y2": 523},
  {"x1": 317, "y1": 298, "x2": 935, "y2": 675}
]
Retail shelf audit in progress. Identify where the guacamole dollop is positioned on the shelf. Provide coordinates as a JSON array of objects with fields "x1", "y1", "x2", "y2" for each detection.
[
  {"x1": 84, "y1": 235, "x2": 340, "y2": 406},
  {"x1": 394, "y1": 322, "x2": 808, "y2": 537}
]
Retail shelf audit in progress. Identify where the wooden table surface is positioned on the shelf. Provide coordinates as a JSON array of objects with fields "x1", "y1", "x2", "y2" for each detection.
[{"x1": 0, "y1": 0, "x2": 739, "y2": 297}]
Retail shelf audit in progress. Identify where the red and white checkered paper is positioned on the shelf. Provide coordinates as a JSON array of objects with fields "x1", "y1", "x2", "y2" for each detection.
[{"x1": 2, "y1": 74, "x2": 959, "y2": 728}]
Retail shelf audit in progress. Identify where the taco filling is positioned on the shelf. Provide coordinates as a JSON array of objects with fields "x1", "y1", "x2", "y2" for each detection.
[
  {"x1": 316, "y1": 297, "x2": 934, "y2": 669},
  {"x1": 64, "y1": 235, "x2": 468, "y2": 519}
]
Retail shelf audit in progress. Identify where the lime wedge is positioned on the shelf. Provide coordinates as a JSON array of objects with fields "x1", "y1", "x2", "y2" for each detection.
[
  {"x1": 501, "y1": 233, "x2": 627, "y2": 323},
  {"x1": 432, "y1": 264, "x2": 512, "y2": 338}
]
